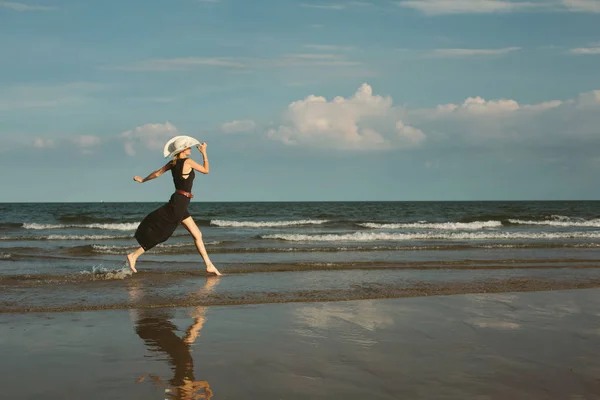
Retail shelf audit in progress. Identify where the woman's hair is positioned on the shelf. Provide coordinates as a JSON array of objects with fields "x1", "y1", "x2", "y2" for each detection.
[
  {"x1": 171, "y1": 149, "x2": 191, "y2": 166},
  {"x1": 170, "y1": 150, "x2": 187, "y2": 166}
]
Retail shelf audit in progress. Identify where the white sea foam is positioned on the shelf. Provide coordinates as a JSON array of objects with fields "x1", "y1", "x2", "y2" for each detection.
[
  {"x1": 0, "y1": 253, "x2": 10, "y2": 259},
  {"x1": 358, "y1": 221, "x2": 502, "y2": 230},
  {"x1": 91, "y1": 241, "x2": 220, "y2": 254},
  {"x1": 79, "y1": 265, "x2": 133, "y2": 280},
  {"x1": 509, "y1": 218, "x2": 600, "y2": 227},
  {"x1": 261, "y1": 231, "x2": 600, "y2": 242},
  {"x1": 46, "y1": 234, "x2": 130, "y2": 240},
  {"x1": 0, "y1": 234, "x2": 131, "y2": 240},
  {"x1": 23, "y1": 222, "x2": 140, "y2": 231},
  {"x1": 1, "y1": 231, "x2": 194, "y2": 241},
  {"x1": 211, "y1": 219, "x2": 329, "y2": 228},
  {"x1": 91, "y1": 244, "x2": 140, "y2": 254}
]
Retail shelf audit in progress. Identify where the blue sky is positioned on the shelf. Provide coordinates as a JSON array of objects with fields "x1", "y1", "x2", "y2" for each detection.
[{"x1": 1, "y1": 0, "x2": 599, "y2": 202}]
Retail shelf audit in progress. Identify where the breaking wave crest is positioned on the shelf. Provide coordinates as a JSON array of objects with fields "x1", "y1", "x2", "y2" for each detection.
[
  {"x1": 509, "y1": 217, "x2": 600, "y2": 227},
  {"x1": 23, "y1": 222, "x2": 139, "y2": 231},
  {"x1": 89, "y1": 241, "x2": 220, "y2": 255},
  {"x1": 358, "y1": 221, "x2": 502, "y2": 230},
  {"x1": 211, "y1": 219, "x2": 329, "y2": 228},
  {"x1": 261, "y1": 231, "x2": 600, "y2": 242},
  {"x1": 0, "y1": 234, "x2": 132, "y2": 241}
]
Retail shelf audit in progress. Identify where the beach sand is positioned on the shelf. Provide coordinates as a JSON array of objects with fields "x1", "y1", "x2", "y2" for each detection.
[{"x1": 1, "y1": 286, "x2": 600, "y2": 399}]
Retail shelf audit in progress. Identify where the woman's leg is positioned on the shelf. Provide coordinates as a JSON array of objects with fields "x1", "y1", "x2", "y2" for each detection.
[
  {"x1": 181, "y1": 217, "x2": 222, "y2": 276},
  {"x1": 127, "y1": 247, "x2": 145, "y2": 273}
]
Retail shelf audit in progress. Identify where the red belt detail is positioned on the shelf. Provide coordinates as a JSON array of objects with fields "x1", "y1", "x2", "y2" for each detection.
[{"x1": 176, "y1": 190, "x2": 194, "y2": 198}]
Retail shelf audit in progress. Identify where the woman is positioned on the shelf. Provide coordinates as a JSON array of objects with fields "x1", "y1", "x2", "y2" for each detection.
[{"x1": 126, "y1": 135, "x2": 221, "y2": 276}]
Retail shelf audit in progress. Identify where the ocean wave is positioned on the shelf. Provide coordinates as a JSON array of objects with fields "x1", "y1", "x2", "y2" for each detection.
[
  {"x1": 211, "y1": 219, "x2": 329, "y2": 228},
  {"x1": 0, "y1": 234, "x2": 132, "y2": 241},
  {"x1": 261, "y1": 231, "x2": 600, "y2": 242},
  {"x1": 49, "y1": 234, "x2": 132, "y2": 240},
  {"x1": 358, "y1": 221, "x2": 502, "y2": 230},
  {"x1": 40, "y1": 241, "x2": 600, "y2": 256},
  {"x1": 509, "y1": 218, "x2": 600, "y2": 227},
  {"x1": 87, "y1": 243, "x2": 422, "y2": 255},
  {"x1": 22, "y1": 222, "x2": 140, "y2": 231},
  {"x1": 90, "y1": 241, "x2": 220, "y2": 254},
  {"x1": 0, "y1": 232, "x2": 194, "y2": 241}
]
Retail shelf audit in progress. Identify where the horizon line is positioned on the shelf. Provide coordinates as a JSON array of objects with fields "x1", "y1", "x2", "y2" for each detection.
[{"x1": 1, "y1": 199, "x2": 599, "y2": 204}]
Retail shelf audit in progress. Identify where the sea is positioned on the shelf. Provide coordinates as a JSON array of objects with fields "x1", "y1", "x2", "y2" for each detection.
[{"x1": 2, "y1": 201, "x2": 600, "y2": 313}]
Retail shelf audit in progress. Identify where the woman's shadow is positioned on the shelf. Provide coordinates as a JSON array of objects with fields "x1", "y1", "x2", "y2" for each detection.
[{"x1": 129, "y1": 277, "x2": 220, "y2": 399}]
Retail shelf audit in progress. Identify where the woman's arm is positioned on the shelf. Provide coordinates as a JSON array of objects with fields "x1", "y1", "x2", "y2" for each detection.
[
  {"x1": 186, "y1": 143, "x2": 209, "y2": 174},
  {"x1": 133, "y1": 162, "x2": 173, "y2": 183}
]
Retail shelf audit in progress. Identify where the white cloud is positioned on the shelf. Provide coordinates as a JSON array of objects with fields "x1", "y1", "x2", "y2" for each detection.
[
  {"x1": 429, "y1": 96, "x2": 536, "y2": 116},
  {"x1": 267, "y1": 83, "x2": 600, "y2": 152},
  {"x1": 107, "y1": 53, "x2": 362, "y2": 72},
  {"x1": 407, "y1": 89, "x2": 600, "y2": 145},
  {"x1": 28, "y1": 135, "x2": 99, "y2": 153},
  {"x1": 396, "y1": 0, "x2": 539, "y2": 15},
  {"x1": 120, "y1": 121, "x2": 179, "y2": 156},
  {"x1": 396, "y1": 0, "x2": 600, "y2": 14},
  {"x1": 0, "y1": 82, "x2": 103, "y2": 111},
  {"x1": 33, "y1": 138, "x2": 55, "y2": 148},
  {"x1": 395, "y1": 120, "x2": 427, "y2": 145},
  {"x1": 71, "y1": 135, "x2": 101, "y2": 148},
  {"x1": 300, "y1": 1, "x2": 372, "y2": 9},
  {"x1": 303, "y1": 44, "x2": 354, "y2": 52},
  {"x1": 271, "y1": 53, "x2": 361, "y2": 67},
  {"x1": 106, "y1": 57, "x2": 245, "y2": 71},
  {"x1": 521, "y1": 100, "x2": 564, "y2": 111},
  {"x1": 267, "y1": 83, "x2": 425, "y2": 150},
  {"x1": 128, "y1": 97, "x2": 176, "y2": 103},
  {"x1": 300, "y1": 3, "x2": 346, "y2": 9},
  {"x1": 0, "y1": 1, "x2": 57, "y2": 11},
  {"x1": 418, "y1": 93, "x2": 584, "y2": 119},
  {"x1": 286, "y1": 53, "x2": 343, "y2": 60},
  {"x1": 428, "y1": 47, "x2": 521, "y2": 57},
  {"x1": 561, "y1": 0, "x2": 600, "y2": 12},
  {"x1": 221, "y1": 120, "x2": 256, "y2": 133},
  {"x1": 569, "y1": 47, "x2": 600, "y2": 54},
  {"x1": 574, "y1": 89, "x2": 600, "y2": 106},
  {"x1": 69, "y1": 135, "x2": 101, "y2": 154}
]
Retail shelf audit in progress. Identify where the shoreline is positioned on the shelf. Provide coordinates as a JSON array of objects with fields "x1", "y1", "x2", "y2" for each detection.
[{"x1": 3, "y1": 275, "x2": 600, "y2": 314}]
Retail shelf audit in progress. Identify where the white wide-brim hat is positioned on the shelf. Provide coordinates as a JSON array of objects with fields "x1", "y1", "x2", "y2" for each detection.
[{"x1": 163, "y1": 135, "x2": 201, "y2": 159}]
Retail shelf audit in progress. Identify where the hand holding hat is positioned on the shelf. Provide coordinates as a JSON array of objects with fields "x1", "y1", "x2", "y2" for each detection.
[{"x1": 163, "y1": 135, "x2": 202, "y2": 159}]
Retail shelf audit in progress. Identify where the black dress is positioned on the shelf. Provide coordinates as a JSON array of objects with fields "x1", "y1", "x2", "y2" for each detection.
[{"x1": 134, "y1": 158, "x2": 195, "y2": 251}]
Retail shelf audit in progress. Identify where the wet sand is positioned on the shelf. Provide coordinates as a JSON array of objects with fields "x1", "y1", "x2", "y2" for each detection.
[
  {"x1": 1, "y1": 286, "x2": 600, "y2": 399},
  {"x1": 3, "y1": 265, "x2": 600, "y2": 313}
]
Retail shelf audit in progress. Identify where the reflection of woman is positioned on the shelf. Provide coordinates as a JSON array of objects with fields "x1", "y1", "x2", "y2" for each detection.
[
  {"x1": 126, "y1": 135, "x2": 221, "y2": 276},
  {"x1": 130, "y1": 277, "x2": 219, "y2": 399}
]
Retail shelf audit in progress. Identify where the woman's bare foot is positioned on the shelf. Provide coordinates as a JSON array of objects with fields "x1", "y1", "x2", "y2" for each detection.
[
  {"x1": 127, "y1": 253, "x2": 137, "y2": 273},
  {"x1": 206, "y1": 263, "x2": 221, "y2": 276}
]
